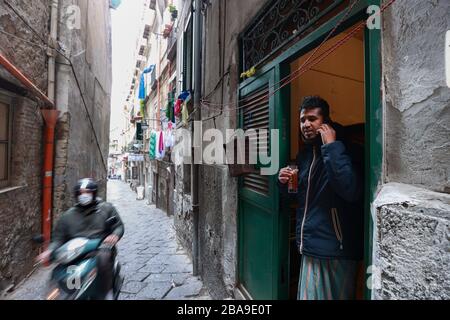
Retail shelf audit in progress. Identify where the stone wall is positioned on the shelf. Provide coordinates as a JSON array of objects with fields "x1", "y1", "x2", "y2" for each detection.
[
  {"x1": 0, "y1": 0, "x2": 50, "y2": 91},
  {"x1": 53, "y1": 0, "x2": 112, "y2": 217},
  {"x1": 373, "y1": 183, "x2": 450, "y2": 299},
  {"x1": 0, "y1": 0, "x2": 50, "y2": 292},
  {"x1": 374, "y1": 0, "x2": 450, "y2": 299},
  {"x1": 172, "y1": 0, "x2": 267, "y2": 299},
  {"x1": 0, "y1": 96, "x2": 44, "y2": 292},
  {"x1": 382, "y1": 0, "x2": 450, "y2": 193}
]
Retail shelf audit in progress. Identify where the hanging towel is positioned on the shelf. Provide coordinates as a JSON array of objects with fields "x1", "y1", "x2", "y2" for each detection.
[
  {"x1": 181, "y1": 101, "x2": 189, "y2": 126},
  {"x1": 138, "y1": 64, "x2": 156, "y2": 99},
  {"x1": 165, "y1": 99, "x2": 174, "y2": 121},
  {"x1": 159, "y1": 131, "x2": 164, "y2": 154},
  {"x1": 165, "y1": 128, "x2": 174, "y2": 149},
  {"x1": 154, "y1": 131, "x2": 161, "y2": 159},
  {"x1": 178, "y1": 90, "x2": 190, "y2": 101},
  {"x1": 149, "y1": 131, "x2": 157, "y2": 159},
  {"x1": 174, "y1": 99, "x2": 182, "y2": 117},
  {"x1": 158, "y1": 131, "x2": 165, "y2": 159}
]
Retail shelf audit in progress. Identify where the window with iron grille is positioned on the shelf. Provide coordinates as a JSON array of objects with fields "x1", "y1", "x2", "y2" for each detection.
[
  {"x1": 0, "y1": 99, "x2": 12, "y2": 188},
  {"x1": 241, "y1": 0, "x2": 344, "y2": 72}
]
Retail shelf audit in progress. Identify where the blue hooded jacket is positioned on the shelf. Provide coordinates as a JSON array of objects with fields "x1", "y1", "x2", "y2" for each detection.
[{"x1": 279, "y1": 125, "x2": 364, "y2": 260}]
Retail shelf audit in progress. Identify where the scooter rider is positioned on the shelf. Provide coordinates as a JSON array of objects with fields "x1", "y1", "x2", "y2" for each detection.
[{"x1": 37, "y1": 178, "x2": 125, "y2": 299}]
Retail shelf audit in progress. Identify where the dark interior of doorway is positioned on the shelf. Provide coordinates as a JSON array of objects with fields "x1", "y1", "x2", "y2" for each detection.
[{"x1": 287, "y1": 26, "x2": 366, "y2": 300}]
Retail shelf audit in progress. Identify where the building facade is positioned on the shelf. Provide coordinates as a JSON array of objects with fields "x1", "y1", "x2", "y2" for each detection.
[
  {"x1": 52, "y1": 0, "x2": 113, "y2": 216},
  {"x1": 121, "y1": 0, "x2": 181, "y2": 215},
  {"x1": 112, "y1": 0, "x2": 449, "y2": 300},
  {"x1": 0, "y1": 0, "x2": 112, "y2": 293},
  {"x1": 172, "y1": 0, "x2": 450, "y2": 300}
]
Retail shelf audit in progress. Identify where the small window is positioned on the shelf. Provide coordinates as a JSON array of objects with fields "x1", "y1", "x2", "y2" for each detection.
[
  {"x1": 0, "y1": 101, "x2": 11, "y2": 188},
  {"x1": 139, "y1": 45, "x2": 146, "y2": 56},
  {"x1": 143, "y1": 24, "x2": 151, "y2": 39}
]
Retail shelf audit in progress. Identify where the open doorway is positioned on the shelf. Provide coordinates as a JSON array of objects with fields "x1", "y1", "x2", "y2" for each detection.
[{"x1": 287, "y1": 26, "x2": 366, "y2": 300}]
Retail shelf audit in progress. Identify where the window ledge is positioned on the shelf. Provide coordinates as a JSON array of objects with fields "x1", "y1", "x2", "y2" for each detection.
[{"x1": 0, "y1": 185, "x2": 27, "y2": 195}]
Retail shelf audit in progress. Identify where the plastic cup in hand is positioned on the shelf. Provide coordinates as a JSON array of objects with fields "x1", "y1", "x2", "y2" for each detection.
[{"x1": 288, "y1": 165, "x2": 298, "y2": 194}]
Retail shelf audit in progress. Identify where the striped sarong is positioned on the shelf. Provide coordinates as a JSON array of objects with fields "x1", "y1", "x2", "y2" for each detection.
[{"x1": 297, "y1": 255, "x2": 358, "y2": 300}]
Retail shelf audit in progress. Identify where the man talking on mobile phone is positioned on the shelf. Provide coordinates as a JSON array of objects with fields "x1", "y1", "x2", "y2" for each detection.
[{"x1": 278, "y1": 96, "x2": 364, "y2": 300}]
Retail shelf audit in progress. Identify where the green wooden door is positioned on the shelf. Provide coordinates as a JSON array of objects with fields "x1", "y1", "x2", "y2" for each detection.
[{"x1": 238, "y1": 67, "x2": 290, "y2": 300}]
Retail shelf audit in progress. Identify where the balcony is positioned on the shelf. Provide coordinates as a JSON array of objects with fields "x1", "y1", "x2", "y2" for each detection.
[
  {"x1": 150, "y1": 67, "x2": 158, "y2": 90},
  {"x1": 143, "y1": 24, "x2": 151, "y2": 39},
  {"x1": 167, "y1": 30, "x2": 177, "y2": 62},
  {"x1": 126, "y1": 140, "x2": 144, "y2": 153}
]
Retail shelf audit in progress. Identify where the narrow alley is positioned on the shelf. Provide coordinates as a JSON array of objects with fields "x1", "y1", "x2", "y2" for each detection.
[
  {"x1": 1, "y1": 0, "x2": 449, "y2": 302},
  {"x1": 6, "y1": 180, "x2": 211, "y2": 300}
]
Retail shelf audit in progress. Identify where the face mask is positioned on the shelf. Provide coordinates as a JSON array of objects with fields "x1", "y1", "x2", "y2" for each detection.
[{"x1": 78, "y1": 193, "x2": 94, "y2": 206}]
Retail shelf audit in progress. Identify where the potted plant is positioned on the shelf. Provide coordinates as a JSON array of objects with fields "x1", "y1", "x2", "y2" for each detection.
[{"x1": 168, "y1": 4, "x2": 178, "y2": 19}]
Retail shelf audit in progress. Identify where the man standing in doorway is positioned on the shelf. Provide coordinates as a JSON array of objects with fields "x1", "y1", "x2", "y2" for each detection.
[{"x1": 278, "y1": 96, "x2": 364, "y2": 300}]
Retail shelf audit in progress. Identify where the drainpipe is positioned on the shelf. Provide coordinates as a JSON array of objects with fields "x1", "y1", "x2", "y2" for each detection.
[
  {"x1": 0, "y1": 53, "x2": 54, "y2": 106},
  {"x1": 41, "y1": 0, "x2": 60, "y2": 245},
  {"x1": 192, "y1": 0, "x2": 202, "y2": 276},
  {"x1": 47, "y1": 0, "x2": 59, "y2": 103},
  {"x1": 41, "y1": 109, "x2": 60, "y2": 245},
  {"x1": 0, "y1": 49, "x2": 59, "y2": 248}
]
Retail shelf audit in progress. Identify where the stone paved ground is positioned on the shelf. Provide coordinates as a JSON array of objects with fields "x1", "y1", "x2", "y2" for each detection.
[{"x1": 5, "y1": 180, "x2": 211, "y2": 300}]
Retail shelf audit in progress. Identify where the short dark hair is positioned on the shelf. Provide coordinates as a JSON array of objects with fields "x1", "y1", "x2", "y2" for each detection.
[{"x1": 299, "y1": 96, "x2": 330, "y2": 121}]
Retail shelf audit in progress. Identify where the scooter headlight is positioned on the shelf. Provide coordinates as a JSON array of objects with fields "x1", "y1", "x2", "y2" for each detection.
[
  {"x1": 57, "y1": 247, "x2": 83, "y2": 264},
  {"x1": 56, "y1": 239, "x2": 89, "y2": 264}
]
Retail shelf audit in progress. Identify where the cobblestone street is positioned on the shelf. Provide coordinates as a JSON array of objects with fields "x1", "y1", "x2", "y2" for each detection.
[{"x1": 6, "y1": 180, "x2": 210, "y2": 300}]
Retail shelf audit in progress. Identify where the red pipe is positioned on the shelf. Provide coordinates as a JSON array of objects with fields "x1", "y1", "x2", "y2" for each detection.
[
  {"x1": 0, "y1": 52, "x2": 54, "y2": 108},
  {"x1": 41, "y1": 110, "x2": 59, "y2": 244}
]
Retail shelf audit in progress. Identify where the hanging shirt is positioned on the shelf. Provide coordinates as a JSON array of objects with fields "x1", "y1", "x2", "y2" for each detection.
[
  {"x1": 149, "y1": 131, "x2": 157, "y2": 159},
  {"x1": 154, "y1": 131, "x2": 160, "y2": 159},
  {"x1": 178, "y1": 91, "x2": 190, "y2": 101},
  {"x1": 165, "y1": 128, "x2": 175, "y2": 149},
  {"x1": 138, "y1": 65, "x2": 155, "y2": 99},
  {"x1": 182, "y1": 101, "x2": 189, "y2": 126},
  {"x1": 158, "y1": 131, "x2": 165, "y2": 159},
  {"x1": 174, "y1": 99, "x2": 182, "y2": 117}
]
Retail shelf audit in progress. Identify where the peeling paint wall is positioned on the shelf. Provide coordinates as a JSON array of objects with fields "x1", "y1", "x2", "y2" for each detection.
[
  {"x1": 382, "y1": 0, "x2": 450, "y2": 193},
  {"x1": 53, "y1": 0, "x2": 112, "y2": 217},
  {"x1": 0, "y1": 0, "x2": 50, "y2": 293},
  {"x1": 374, "y1": 0, "x2": 450, "y2": 299}
]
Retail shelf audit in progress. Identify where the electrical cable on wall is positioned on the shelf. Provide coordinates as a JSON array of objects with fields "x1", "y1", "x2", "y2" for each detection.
[
  {"x1": 1, "y1": 0, "x2": 110, "y2": 174},
  {"x1": 198, "y1": 0, "x2": 396, "y2": 118}
]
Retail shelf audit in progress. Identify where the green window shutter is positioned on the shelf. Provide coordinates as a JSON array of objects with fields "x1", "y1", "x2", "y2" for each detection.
[
  {"x1": 241, "y1": 84, "x2": 270, "y2": 195},
  {"x1": 136, "y1": 122, "x2": 143, "y2": 141}
]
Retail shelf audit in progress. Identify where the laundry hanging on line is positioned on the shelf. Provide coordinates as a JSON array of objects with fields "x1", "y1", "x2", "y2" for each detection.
[{"x1": 139, "y1": 64, "x2": 156, "y2": 100}]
